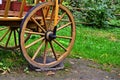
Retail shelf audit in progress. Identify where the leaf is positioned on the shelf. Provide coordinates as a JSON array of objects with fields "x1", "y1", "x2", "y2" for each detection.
[
  {"x1": 46, "y1": 71, "x2": 55, "y2": 76},
  {"x1": 0, "y1": 68, "x2": 8, "y2": 75},
  {"x1": 1, "y1": 70, "x2": 7, "y2": 75},
  {"x1": 0, "y1": 62, "x2": 3, "y2": 66},
  {"x1": 118, "y1": 73, "x2": 120, "y2": 77},
  {"x1": 24, "y1": 67, "x2": 29, "y2": 74}
]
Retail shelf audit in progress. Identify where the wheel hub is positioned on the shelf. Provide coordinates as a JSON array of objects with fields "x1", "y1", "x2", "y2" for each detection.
[{"x1": 45, "y1": 26, "x2": 57, "y2": 41}]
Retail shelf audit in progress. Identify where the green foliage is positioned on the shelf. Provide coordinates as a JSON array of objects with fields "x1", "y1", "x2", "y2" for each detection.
[
  {"x1": 0, "y1": 58, "x2": 10, "y2": 72},
  {"x1": 83, "y1": 1, "x2": 114, "y2": 28},
  {"x1": 18, "y1": 0, "x2": 34, "y2": 4},
  {"x1": 109, "y1": 19, "x2": 120, "y2": 27},
  {"x1": 113, "y1": 0, "x2": 120, "y2": 14},
  {"x1": 26, "y1": 0, "x2": 34, "y2": 4},
  {"x1": 63, "y1": 0, "x2": 120, "y2": 28}
]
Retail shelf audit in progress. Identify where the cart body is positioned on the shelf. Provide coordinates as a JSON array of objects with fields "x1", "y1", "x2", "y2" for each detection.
[{"x1": 0, "y1": 0, "x2": 75, "y2": 68}]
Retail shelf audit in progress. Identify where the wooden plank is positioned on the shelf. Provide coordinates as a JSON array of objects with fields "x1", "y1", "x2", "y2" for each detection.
[
  {"x1": 19, "y1": 0, "x2": 26, "y2": 17},
  {"x1": 0, "y1": 10, "x2": 27, "y2": 17},
  {"x1": 4, "y1": 0, "x2": 11, "y2": 17},
  {"x1": 0, "y1": 17, "x2": 23, "y2": 21}
]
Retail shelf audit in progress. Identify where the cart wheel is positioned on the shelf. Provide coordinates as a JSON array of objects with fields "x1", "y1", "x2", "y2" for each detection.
[
  {"x1": 20, "y1": 2, "x2": 76, "y2": 68},
  {"x1": 0, "y1": 26, "x2": 20, "y2": 50}
]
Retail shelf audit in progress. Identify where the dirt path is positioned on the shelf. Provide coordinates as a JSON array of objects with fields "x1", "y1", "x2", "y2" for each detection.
[{"x1": 0, "y1": 58, "x2": 120, "y2": 80}]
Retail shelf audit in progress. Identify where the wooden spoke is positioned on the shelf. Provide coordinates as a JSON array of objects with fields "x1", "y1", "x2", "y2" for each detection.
[
  {"x1": 53, "y1": 40, "x2": 67, "y2": 51},
  {"x1": 44, "y1": 6, "x2": 50, "y2": 17},
  {"x1": 50, "y1": 6, "x2": 55, "y2": 21},
  {"x1": 25, "y1": 34, "x2": 31, "y2": 42},
  {"x1": 5, "y1": 30, "x2": 12, "y2": 47},
  {"x1": 43, "y1": 41, "x2": 48, "y2": 64},
  {"x1": 0, "y1": 27, "x2": 19, "y2": 49},
  {"x1": 25, "y1": 28, "x2": 32, "y2": 31},
  {"x1": 0, "y1": 28, "x2": 10, "y2": 42},
  {"x1": 41, "y1": 8, "x2": 47, "y2": 30},
  {"x1": 56, "y1": 35, "x2": 72, "y2": 39},
  {"x1": 14, "y1": 30, "x2": 17, "y2": 47},
  {"x1": 57, "y1": 12, "x2": 66, "y2": 24},
  {"x1": 0, "y1": 27, "x2": 8, "y2": 31},
  {"x1": 57, "y1": 22, "x2": 72, "y2": 31},
  {"x1": 32, "y1": 40, "x2": 45, "y2": 60},
  {"x1": 16, "y1": 29, "x2": 19, "y2": 34},
  {"x1": 31, "y1": 17, "x2": 46, "y2": 32},
  {"x1": 25, "y1": 31, "x2": 45, "y2": 36},
  {"x1": 20, "y1": 2, "x2": 76, "y2": 68},
  {"x1": 25, "y1": 37, "x2": 44, "y2": 49},
  {"x1": 49, "y1": 41, "x2": 57, "y2": 60}
]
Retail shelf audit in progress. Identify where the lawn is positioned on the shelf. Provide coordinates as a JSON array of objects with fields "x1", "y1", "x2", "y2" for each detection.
[
  {"x1": 0, "y1": 25, "x2": 120, "y2": 69},
  {"x1": 70, "y1": 25, "x2": 120, "y2": 67}
]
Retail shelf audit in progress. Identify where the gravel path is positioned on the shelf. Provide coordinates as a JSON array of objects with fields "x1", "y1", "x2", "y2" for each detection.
[{"x1": 0, "y1": 58, "x2": 120, "y2": 80}]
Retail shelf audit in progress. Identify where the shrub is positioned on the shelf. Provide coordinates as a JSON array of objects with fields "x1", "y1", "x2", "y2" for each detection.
[{"x1": 63, "y1": 0, "x2": 119, "y2": 28}]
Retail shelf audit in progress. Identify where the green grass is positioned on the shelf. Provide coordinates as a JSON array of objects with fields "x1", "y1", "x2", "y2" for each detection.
[
  {"x1": 70, "y1": 25, "x2": 120, "y2": 67},
  {"x1": 0, "y1": 49, "x2": 27, "y2": 70},
  {"x1": 109, "y1": 19, "x2": 120, "y2": 27},
  {"x1": 0, "y1": 25, "x2": 120, "y2": 69}
]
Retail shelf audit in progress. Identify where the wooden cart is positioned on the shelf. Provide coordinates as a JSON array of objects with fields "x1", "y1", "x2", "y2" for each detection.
[{"x1": 0, "y1": 0, "x2": 76, "y2": 68}]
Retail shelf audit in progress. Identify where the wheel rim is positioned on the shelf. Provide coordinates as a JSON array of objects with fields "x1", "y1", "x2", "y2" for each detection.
[
  {"x1": 0, "y1": 26, "x2": 19, "y2": 50},
  {"x1": 20, "y1": 2, "x2": 76, "y2": 68}
]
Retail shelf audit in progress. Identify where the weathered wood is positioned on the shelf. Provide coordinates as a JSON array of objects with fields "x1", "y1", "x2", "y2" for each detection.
[
  {"x1": 0, "y1": 17, "x2": 23, "y2": 21},
  {"x1": 19, "y1": 0, "x2": 26, "y2": 17},
  {"x1": 4, "y1": 0, "x2": 11, "y2": 17},
  {"x1": 0, "y1": 0, "x2": 76, "y2": 68},
  {"x1": 54, "y1": 0, "x2": 59, "y2": 26},
  {"x1": 0, "y1": 10, "x2": 27, "y2": 17}
]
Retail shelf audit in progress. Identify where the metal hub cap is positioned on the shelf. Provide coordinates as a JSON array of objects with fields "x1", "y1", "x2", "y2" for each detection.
[{"x1": 45, "y1": 26, "x2": 57, "y2": 41}]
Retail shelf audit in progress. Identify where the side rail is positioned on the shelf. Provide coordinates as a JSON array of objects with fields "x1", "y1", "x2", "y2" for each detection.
[
  {"x1": 0, "y1": 0, "x2": 45, "y2": 18},
  {"x1": 0, "y1": 0, "x2": 26, "y2": 17}
]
